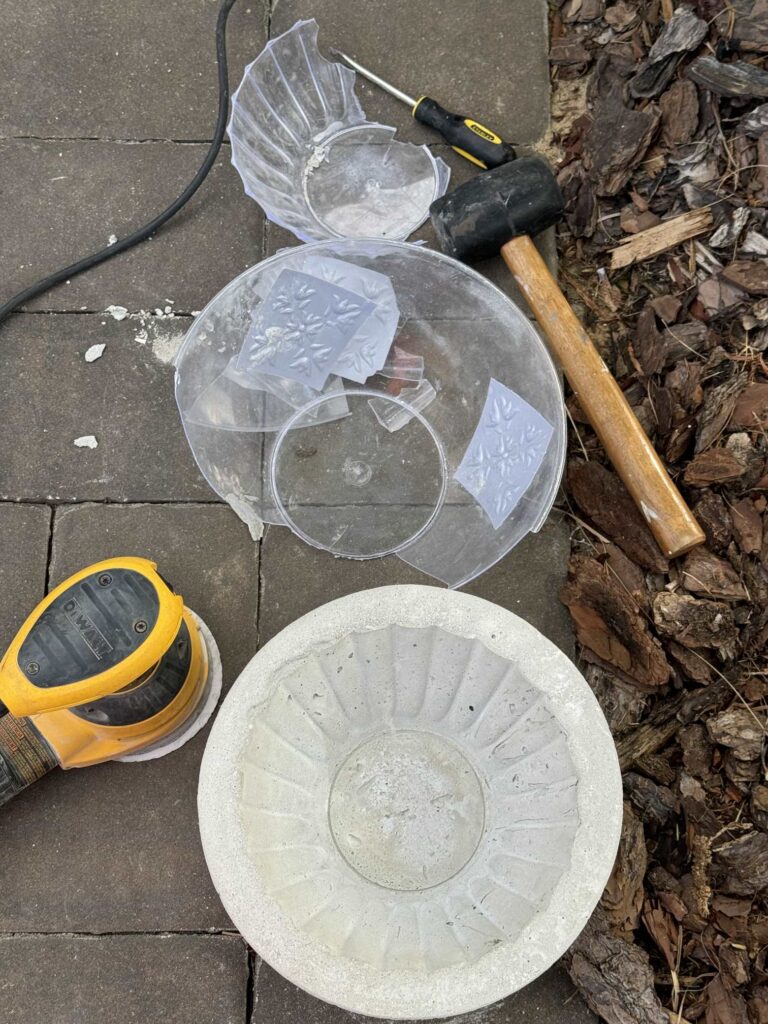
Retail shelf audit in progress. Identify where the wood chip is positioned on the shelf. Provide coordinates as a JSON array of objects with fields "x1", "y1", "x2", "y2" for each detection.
[
  {"x1": 705, "y1": 976, "x2": 750, "y2": 1024},
  {"x1": 602, "y1": 802, "x2": 648, "y2": 935},
  {"x1": 713, "y1": 831, "x2": 768, "y2": 896},
  {"x1": 567, "y1": 910, "x2": 669, "y2": 1024},
  {"x1": 722, "y1": 260, "x2": 768, "y2": 296},
  {"x1": 585, "y1": 91, "x2": 661, "y2": 196},
  {"x1": 731, "y1": 382, "x2": 768, "y2": 429},
  {"x1": 652, "y1": 592, "x2": 737, "y2": 651},
  {"x1": 693, "y1": 492, "x2": 733, "y2": 550},
  {"x1": 561, "y1": 555, "x2": 671, "y2": 689},
  {"x1": 659, "y1": 78, "x2": 700, "y2": 146},
  {"x1": 610, "y1": 208, "x2": 714, "y2": 270},
  {"x1": 731, "y1": 499, "x2": 763, "y2": 554},
  {"x1": 683, "y1": 449, "x2": 747, "y2": 486},
  {"x1": 568, "y1": 460, "x2": 669, "y2": 570},
  {"x1": 707, "y1": 708, "x2": 765, "y2": 761},
  {"x1": 687, "y1": 55, "x2": 768, "y2": 99},
  {"x1": 680, "y1": 548, "x2": 749, "y2": 601}
]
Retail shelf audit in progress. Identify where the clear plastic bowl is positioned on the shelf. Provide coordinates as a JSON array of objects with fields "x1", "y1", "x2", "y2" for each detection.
[{"x1": 175, "y1": 239, "x2": 566, "y2": 588}]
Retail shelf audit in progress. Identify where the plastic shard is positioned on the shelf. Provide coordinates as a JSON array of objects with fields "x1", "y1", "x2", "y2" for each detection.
[
  {"x1": 454, "y1": 379, "x2": 554, "y2": 530},
  {"x1": 227, "y1": 19, "x2": 450, "y2": 243},
  {"x1": 368, "y1": 378, "x2": 437, "y2": 433}
]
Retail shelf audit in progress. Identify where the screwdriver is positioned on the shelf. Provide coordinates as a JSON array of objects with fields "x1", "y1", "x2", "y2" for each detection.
[{"x1": 333, "y1": 50, "x2": 516, "y2": 170}]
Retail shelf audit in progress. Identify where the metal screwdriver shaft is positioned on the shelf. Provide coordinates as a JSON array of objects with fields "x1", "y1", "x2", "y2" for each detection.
[{"x1": 332, "y1": 49, "x2": 516, "y2": 169}]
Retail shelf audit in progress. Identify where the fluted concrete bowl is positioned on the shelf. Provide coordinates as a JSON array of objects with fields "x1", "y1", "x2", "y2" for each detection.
[{"x1": 198, "y1": 586, "x2": 621, "y2": 1019}]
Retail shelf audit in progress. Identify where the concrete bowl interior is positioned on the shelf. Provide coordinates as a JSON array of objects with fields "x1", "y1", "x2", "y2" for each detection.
[{"x1": 198, "y1": 585, "x2": 622, "y2": 1019}]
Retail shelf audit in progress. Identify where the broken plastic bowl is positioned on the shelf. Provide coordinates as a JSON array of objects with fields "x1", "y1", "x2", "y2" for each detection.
[
  {"x1": 175, "y1": 239, "x2": 567, "y2": 588},
  {"x1": 198, "y1": 586, "x2": 623, "y2": 1019},
  {"x1": 227, "y1": 20, "x2": 449, "y2": 242}
]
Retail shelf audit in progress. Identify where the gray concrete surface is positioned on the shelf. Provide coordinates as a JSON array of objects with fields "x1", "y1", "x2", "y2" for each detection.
[
  {"x1": 0, "y1": 315, "x2": 211, "y2": 502},
  {"x1": 0, "y1": 505, "x2": 50, "y2": 651},
  {"x1": 0, "y1": 0, "x2": 593, "y2": 1021},
  {"x1": 2, "y1": 140, "x2": 263, "y2": 312},
  {"x1": 0, "y1": 934, "x2": 248, "y2": 1024},
  {"x1": 252, "y1": 958, "x2": 596, "y2": 1024}
]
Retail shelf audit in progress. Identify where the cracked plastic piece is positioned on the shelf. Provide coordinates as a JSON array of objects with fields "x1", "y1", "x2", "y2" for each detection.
[
  {"x1": 228, "y1": 20, "x2": 450, "y2": 242},
  {"x1": 378, "y1": 346, "x2": 424, "y2": 381},
  {"x1": 368, "y1": 378, "x2": 437, "y2": 432},
  {"x1": 175, "y1": 240, "x2": 566, "y2": 588}
]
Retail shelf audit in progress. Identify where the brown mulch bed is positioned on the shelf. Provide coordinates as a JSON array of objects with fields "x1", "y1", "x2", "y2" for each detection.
[{"x1": 548, "y1": 1, "x2": 768, "y2": 1021}]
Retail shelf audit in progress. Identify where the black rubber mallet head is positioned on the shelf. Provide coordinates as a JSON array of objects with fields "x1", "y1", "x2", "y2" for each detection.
[
  {"x1": 428, "y1": 157, "x2": 705, "y2": 560},
  {"x1": 430, "y1": 156, "x2": 565, "y2": 262}
]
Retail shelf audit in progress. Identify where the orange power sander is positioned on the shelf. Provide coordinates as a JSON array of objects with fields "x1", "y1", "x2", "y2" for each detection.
[{"x1": 0, "y1": 557, "x2": 221, "y2": 806}]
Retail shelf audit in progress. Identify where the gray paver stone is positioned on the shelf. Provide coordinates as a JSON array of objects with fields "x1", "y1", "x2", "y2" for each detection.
[
  {"x1": 0, "y1": 141, "x2": 263, "y2": 312},
  {"x1": 0, "y1": 934, "x2": 248, "y2": 1024},
  {"x1": 0, "y1": 503, "x2": 51, "y2": 652},
  {"x1": 270, "y1": 0, "x2": 550, "y2": 146},
  {"x1": 0, "y1": 313, "x2": 212, "y2": 502},
  {"x1": 0, "y1": 0, "x2": 268, "y2": 139}
]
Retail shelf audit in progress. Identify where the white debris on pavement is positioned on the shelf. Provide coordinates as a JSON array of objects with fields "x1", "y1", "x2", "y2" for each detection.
[
  {"x1": 151, "y1": 330, "x2": 185, "y2": 366},
  {"x1": 104, "y1": 304, "x2": 128, "y2": 320},
  {"x1": 74, "y1": 435, "x2": 98, "y2": 449},
  {"x1": 84, "y1": 343, "x2": 106, "y2": 362},
  {"x1": 107, "y1": 234, "x2": 118, "y2": 246}
]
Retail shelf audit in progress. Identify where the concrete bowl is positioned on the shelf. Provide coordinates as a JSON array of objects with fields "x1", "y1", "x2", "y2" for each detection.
[{"x1": 198, "y1": 585, "x2": 621, "y2": 1019}]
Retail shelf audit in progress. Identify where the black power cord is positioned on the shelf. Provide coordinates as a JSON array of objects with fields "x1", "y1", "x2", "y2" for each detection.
[{"x1": 0, "y1": 0, "x2": 239, "y2": 326}]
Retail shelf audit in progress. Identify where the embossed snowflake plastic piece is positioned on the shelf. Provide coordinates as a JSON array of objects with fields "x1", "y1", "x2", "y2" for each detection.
[
  {"x1": 237, "y1": 269, "x2": 375, "y2": 389},
  {"x1": 454, "y1": 378, "x2": 554, "y2": 530}
]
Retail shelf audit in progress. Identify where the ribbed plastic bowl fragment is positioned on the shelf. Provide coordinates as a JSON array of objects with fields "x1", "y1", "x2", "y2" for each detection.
[
  {"x1": 198, "y1": 586, "x2": 622, "y2": 1019},
  {"x1": 228, "y1": 19, "x2": 449, "y2": 242}
]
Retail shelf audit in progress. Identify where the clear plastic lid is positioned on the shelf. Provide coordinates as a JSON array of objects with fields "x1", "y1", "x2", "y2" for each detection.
[{"x1": 175, "y1": 240, "x2": 566, "y2": 588}]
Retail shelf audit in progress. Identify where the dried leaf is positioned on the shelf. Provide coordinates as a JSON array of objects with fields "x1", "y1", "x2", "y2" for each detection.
[
  {"x1": 642, "y1": 902, "x2": 679, "y2": 972},
  {"x1": 730, "y1": 383, "x2": 768, "y2": 429}
]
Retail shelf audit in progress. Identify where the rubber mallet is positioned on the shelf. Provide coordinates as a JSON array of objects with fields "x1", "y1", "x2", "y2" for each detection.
[{"x1": 430, "y1": 156, "x2": 704, "y2": 559}]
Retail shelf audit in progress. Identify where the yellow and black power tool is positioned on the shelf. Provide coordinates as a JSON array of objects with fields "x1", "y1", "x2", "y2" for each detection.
[{"x1": 0, "y1": 557, "x2": 221, "y2": 806}]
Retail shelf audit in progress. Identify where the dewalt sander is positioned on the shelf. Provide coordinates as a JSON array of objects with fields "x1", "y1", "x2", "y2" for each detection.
[{"x1": 0, "y1": 557, "x2": 222, "y2": 806}]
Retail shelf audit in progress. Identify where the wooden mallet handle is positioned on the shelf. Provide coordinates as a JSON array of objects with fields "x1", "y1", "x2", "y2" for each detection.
[{"x1": 502, "y1": 235, "x2": 704, "y2": 559}]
